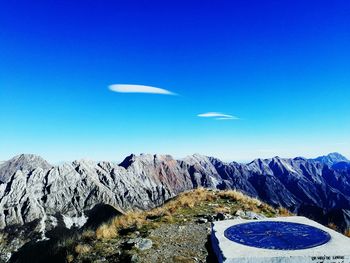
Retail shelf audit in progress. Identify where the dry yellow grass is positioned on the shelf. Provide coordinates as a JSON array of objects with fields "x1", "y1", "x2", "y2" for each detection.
[
  {"x1": 214, "y1": 205, "x2": 231, "y2": 214},
  {"x1": 96, "y1": 211, "x2": 148, "y2": 239},
  {"x1": 81, "y1": 230, "x2": 96, "y2": 241},
  {"x1": 277, "y1": 207, "x2": 292, "y2": 217},
  {"x1": 327, "y1": 222, "x2": 338, "y2": 231},
  {"x1": 95, "y1": 188, "x2": 287, "y2": 241},
  {"x1": 162, "y1": 214, "x2": 175, "y2": 223},
  {"x1": 344, "y1": 229, "x2": 350, "y2": 237},
  {"x1": 217, "y1": 190, "x2": 261, "y2": 206},
  {"x1": 146, "y1": 207, "x2": 167, "y2": 218},
  {"x1": 74, "y1": 244, "x2": 92, "y2": 254},
  {"x1": 96, "y1": 222, "x2": 119, "y2": 239},
  {"x1": 66, "y1": 254, "x2": 74, "y2": 263},
  {"x1": 112, "y1": 211, "x2": 147, "y2": 229},
  {"x1": 95, "y1": 188, "x2": 213, "y2": 239},
  {"x1": 166, "y1": 188, "x2": 212, "y2": 209}
]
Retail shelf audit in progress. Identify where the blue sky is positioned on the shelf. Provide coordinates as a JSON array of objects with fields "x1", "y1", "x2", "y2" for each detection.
[{"x1": 1, "y1": 0, "x2": 349, "y2": 162}]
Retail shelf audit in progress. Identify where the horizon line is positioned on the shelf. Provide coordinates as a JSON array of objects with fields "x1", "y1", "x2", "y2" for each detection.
[{"x1": 2, "y1": 151, "x2": 348, "y2": 165}]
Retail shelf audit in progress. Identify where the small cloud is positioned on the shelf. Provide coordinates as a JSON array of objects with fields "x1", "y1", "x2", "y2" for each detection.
[
  {"x1": 197, "y1": 112, "x2": 239, "y2": 120},
  {"x1": 109, "y1": 84, "x2": 176, "y2": 95},
  {"x1": 217, "y1": 117, "x2": 236, "y2": 120}
]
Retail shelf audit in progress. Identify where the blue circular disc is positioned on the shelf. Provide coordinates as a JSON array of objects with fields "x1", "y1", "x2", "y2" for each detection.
[{"x1": 224, "y1": 221, "x2": 331, "y2": 250}]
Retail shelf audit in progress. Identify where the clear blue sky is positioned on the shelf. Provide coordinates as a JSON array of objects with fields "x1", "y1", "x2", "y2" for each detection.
[{"x1": 1, "y1": 0, "x2": 349, "y2": 162}]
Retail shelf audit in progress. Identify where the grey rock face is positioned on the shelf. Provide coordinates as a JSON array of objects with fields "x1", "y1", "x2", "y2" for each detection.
[
  {"x1": 0, "y1": 154, "x2": 52, "y2": 183},
  {"x1": 0, "y1": 152, "x2": 349, "y2": 236},
  {"x1": 0, "y1": 154, "x2": 197, "y2": 233}
]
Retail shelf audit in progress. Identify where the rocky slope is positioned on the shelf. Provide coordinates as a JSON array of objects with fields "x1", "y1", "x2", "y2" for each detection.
[
  {"x1": 8, "y1": 189, "x2": 290, "y2": 263},
  {"x1": 0, "y1": 152, "x2": 349, "y2": 260}
]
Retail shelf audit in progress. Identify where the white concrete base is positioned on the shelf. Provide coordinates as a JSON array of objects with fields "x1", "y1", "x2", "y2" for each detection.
[{"x1": 211, "y1": 216, "x2": 350, "y2": 263}]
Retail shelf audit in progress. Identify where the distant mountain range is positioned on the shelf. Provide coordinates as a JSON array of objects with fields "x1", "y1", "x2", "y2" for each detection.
[{"x1": 0, "y1": 152, "x2": 349, "y2": 239}]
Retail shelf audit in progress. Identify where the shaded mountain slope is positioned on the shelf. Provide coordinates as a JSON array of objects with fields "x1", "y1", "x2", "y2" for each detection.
[{"x1": 0, "y1": 152, "x2": 349, "y2": 237}]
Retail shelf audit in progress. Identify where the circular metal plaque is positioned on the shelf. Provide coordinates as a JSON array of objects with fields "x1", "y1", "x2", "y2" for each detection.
[{"x1": 224, "y1": 221, "x2": 331, "y2": 250}]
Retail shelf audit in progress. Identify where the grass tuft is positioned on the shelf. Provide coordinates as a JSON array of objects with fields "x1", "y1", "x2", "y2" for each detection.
[
  {"x1": 74, "y1": 244, "x2": 92, "y2": 254},
  {"x1": 327, "y1": 222, "x2": 338, "y2": 231},
  {"x1": 277, "y1": 207, "x2": 292, "y2": 217},
  {"x1": 96, "y1": 222, "x2": 119, "y2": 240},
  {"x1": 81, "y1": 230, "x2": 96, "y2": 241},
  {"x1": 66, "y1": 254, "x2": 74, "y2": 263}
]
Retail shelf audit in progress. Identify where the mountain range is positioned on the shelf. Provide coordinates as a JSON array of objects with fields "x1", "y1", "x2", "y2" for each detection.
[{"x1": 0, "y1": 152, "x2": 349, "y2": 241}]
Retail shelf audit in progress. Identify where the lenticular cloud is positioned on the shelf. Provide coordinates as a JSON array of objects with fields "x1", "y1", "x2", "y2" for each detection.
[
  {"x1": 197, "y1": 112, "x2": 239, "y2": 120},
  {"x1": 109, "y1": 84, "x2": 176, "y2": 95}
]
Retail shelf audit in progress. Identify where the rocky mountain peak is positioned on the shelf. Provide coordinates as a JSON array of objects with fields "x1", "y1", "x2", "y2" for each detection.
[
  {"x1": 183, "y1": 153, "x2": 210, "y2": 164},
  {"x1": 247, "y1": 158, "x2": 268, "y2": 167},
  {"x1": 119, "y1": 153, "x2": 176, "y2": 170},
  {"x1": 8, "y1": 153, "x2": 50, "y2": 164},
  {"x1": 328, "y1": 152, "x2": 348, "y2": 161},
  {"x1": 0, "y1": 154, "x2": 52, "y2": 183},
  {"x1": 119, "y1": 153, "x2": 137, "y2": 169},
  {"x1": 293, "y1": 156, "x2": 307, "y2": 161},
  {"x1": 328, "y1": 152, "x2": 348, "y2": 159},
  {"x1": 72, "y1": 159, "x2": 96, "y2": 167},
  {"x1": 314, "y1": 152, "x2": 349, "y2": 167}
]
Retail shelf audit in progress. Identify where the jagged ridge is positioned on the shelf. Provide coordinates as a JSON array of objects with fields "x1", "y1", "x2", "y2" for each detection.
[{"x1": 0, "y1": 152, "x2": 349, "y2": 234}]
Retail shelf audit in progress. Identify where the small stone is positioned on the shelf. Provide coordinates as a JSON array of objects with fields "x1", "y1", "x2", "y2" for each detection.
[
  {"x1": 235, "y1": 210, "x2": 245, "y2": 217},
  {"x1": 245, "y1": 211, "x2": 266, "y2": 220},
  {"x1": 93, "y1": 258, "x2": 107, "y2": 263},
  {"x1": 197, "y1": 218, "x2": 208, "y2": 224},
  {"x1": 135, "y1": 238, "x2": 153, "y2": 251},
  {"x1": 225, "y1": 214, "x2": 234, "y2": 220},
  {"x1": 127, "y1": 238, "x2": 138, "y2": 245}
]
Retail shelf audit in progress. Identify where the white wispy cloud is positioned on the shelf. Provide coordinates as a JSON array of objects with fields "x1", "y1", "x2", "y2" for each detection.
[
  {"x1": 197, "y1": 112, "x2": 239, "y2": 120},
  {"x1": 109, "y1": 84, "x2": 176, "y2": 95}
]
